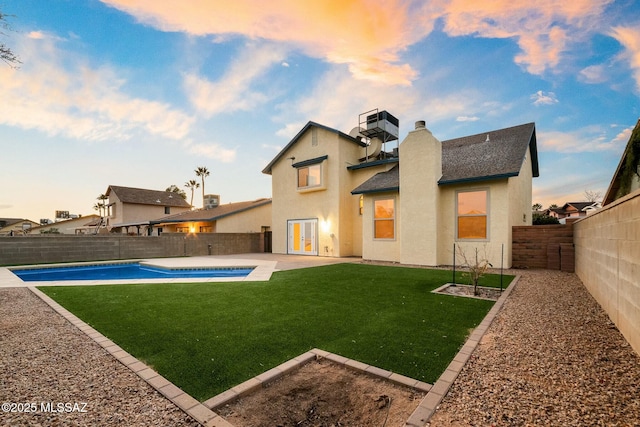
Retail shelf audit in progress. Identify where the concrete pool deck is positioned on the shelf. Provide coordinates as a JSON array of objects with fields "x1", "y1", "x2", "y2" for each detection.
[{"x1": 0, "y1": 253, "x2": 359, "y2": 288}]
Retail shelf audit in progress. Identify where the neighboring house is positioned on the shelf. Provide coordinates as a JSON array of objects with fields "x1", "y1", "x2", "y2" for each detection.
[
  {"x1": 262, "y1": 116, "x2": 539, "y2": 268},
  {"x1": 603, "y1": 118, "x2": 640, "y2": 206},
  {"x1": 547, "y1": 202, "x2": 600, "y2": 220},
  {"x1": 106, "y1": 185, "x2": 192, "y2": 234},
  {"x1": 0, "y1": 218, "x2": 39, "y2": 235},
  {"x1": 150, "y1": 198, "x2": 272, "y2": 233},
  {"x1": 26, "y1": 214, "x2": 102, "y2": 235}
]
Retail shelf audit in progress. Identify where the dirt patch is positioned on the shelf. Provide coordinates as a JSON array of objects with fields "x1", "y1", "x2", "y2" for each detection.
[
  {"x1": 216, "y1": 359, "x2": 425, "y2": 427},
  {"x1": 433, "y1": 284, "x2": 503, "y2": 300}
]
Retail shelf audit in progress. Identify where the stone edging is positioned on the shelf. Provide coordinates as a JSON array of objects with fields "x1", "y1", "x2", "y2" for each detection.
[
  {"x1": 28, "y1": 286, "x2": 232, "y2": 427},
  {"x1": 203, "y1": 348, "x2": 433, "y2": 411},
  {"x1": 29, "y1": 275, "x2": 519, "y2": 427},
  {"x1": 405, "y1": 275, "x2": 521, "y2": 426}
]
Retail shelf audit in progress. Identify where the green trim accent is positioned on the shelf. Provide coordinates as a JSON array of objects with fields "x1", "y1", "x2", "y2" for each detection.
[
  {"x1": 351, "y1": 186, "x2": 399, "y2": 195},
  {"x1": 439, "y1": 172, "x2": 517, "y2": 186},
  {"x1": 347, "y1": 158, "x2": 399, "y2": 170},
  {"x1": 292, "y1": 155, "x2": 328, "y2": 168}
]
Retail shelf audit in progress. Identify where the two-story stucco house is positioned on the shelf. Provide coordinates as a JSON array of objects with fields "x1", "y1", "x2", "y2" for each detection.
[
  {"x1": 262, "y1": 115, "x2": 539, "y2": 268},
  {"x1": 106, "y1": 185, "x2": 192, "y2": 234}
]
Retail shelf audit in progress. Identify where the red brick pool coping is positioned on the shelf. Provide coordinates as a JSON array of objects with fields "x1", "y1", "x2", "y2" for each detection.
[{"x1": 28, "y1": 274, "x2": 519, "y2": 427}]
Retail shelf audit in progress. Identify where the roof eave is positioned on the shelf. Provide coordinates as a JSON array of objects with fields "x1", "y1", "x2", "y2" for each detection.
[
  {"x1": 151, "y1": 200, "x2": 272, "y2": 225},
  {"x1": 262, "y1": 121, "x2": 365, "y2": 175},
  {"x1": 438, "y1": 172, "x2": 518, "y2": 186},
  {"x1": 351, "y1": 186, "x2": 399, "y2": 195},
  {"x1": 529, "y1": 124, "x2": 540, "y2": 178}
]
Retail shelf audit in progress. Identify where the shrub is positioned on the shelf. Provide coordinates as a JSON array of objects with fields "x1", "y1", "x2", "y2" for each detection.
[{"x1": 532, "y1": 213, "x2": 560, "y2": 225}]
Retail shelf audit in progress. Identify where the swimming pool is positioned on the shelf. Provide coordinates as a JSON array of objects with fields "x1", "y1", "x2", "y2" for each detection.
[{"x1": 12, "y1": 262, "x2": 254, "y2": 282}]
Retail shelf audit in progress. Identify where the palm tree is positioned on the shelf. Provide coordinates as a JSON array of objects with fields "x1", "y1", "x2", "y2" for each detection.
[
  {"x1": 195, "y1": 166, "x2": 210, "y2": 208},
  {"x1": 184, "y1": 179, "x2": 200, "y2": 208},
  {"x1": 96, "y1": 194, "x2": 108, "y2": 218}
]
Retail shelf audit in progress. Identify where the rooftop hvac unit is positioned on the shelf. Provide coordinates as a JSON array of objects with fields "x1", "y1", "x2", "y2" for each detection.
[
  {"x1": 365, "y1": 110, "x2": 399, "y2": 141},
  {"x1": 204, "y1": 194, "x2": 220, "y2": 209}
]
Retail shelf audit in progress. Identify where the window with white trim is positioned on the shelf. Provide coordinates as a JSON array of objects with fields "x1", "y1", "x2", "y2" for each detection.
[
  {"x1": 374, "y1": 198, "x2": 395, "y2": 239},
  {"x1": 456, "y1": 189, "x2": 488, "y2": 240},
  {"x1": 297, "y1": 164, "x2": 322, "y2": 189}
]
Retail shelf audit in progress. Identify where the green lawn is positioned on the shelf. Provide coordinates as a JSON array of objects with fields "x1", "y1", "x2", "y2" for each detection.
[{"x1": 39, "y1": 263, "x2": 513, "y2": 401}]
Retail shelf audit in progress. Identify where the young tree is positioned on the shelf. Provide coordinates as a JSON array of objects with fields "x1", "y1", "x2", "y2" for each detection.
[
  {"x1": 195, "y1": 166, "x2": 210, "y2": 208},
  {"x1": 184, "y1": 179, "x2": 200, "y2": 208},
  {"x1": 1, "y1": 8, "x2": 21, "y2": 67},
  {"x1": 456, "y1": 245, "x2": 492, "y2": 296}
]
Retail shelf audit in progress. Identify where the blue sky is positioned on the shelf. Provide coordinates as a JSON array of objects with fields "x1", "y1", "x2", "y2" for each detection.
[{"x1": 1, "y1": 0, "x2": 639, "y2": 222}]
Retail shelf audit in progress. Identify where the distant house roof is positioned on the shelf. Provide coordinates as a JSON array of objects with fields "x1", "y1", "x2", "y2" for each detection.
[
  {"x1": 262, "y1": 121, "x2": 366, "y2": 175},
  {"x1": 352, "y1": 123, "x2": 539, "y2": 194},
  {"x1": 603, "y1": 118, "x2": 640, "y2": 206},
  {"x1": 0, "y1": 218, "x2": 25, "y2": 228},
  {"x1": 106, "y1": 185, "x2": 191, "y2": 208},
  {"x1": 151, "y1": 198, "x2": 272, "y2": 225},
  {"x1": 562, "y1": 202, "x2": 597, "y2": 212}
]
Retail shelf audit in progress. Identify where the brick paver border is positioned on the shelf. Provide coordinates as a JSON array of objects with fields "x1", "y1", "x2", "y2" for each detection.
[
  {"x1": 203, "y1": 348, "x2": 433, "y2": 411},
  {"x1": 29, "y1": 274, "x2": 519, "y2": 427},
  {"x1": 405, "y1": 275, "x2": 521, "y2": 426}
]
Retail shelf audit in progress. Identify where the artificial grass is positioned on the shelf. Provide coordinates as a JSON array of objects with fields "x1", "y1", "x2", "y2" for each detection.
[{"x1": 39, "y1": 263, "x2": 514, "y2": 401}]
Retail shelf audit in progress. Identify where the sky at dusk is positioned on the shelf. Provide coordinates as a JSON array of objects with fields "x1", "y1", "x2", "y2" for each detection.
[{"x1": 1, "y1": 0, "x2": 639, "y2": 222}]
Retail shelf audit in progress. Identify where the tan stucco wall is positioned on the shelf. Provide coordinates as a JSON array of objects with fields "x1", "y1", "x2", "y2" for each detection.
[
  {"x1": 574, "y1": 189, "x2": 640, "y2": 355},
  {"x1": 399, "y1": 126, "x2": 442, "y2": 265},
  {"x1": 361, "y1": 192, "x2": 401, "y2": 262},
  {"x1": 269, "y1": 126, "x2": 385, "y2": 257},
  {"x1": 216, "y1": 203, "x2": 272, "y2": 233},
  {"x1": 358, "y1": 125, "x2": 532, "y2": 268},
  {"x1": 436, "y1": 181, "x2": 511, "y2": 268}
]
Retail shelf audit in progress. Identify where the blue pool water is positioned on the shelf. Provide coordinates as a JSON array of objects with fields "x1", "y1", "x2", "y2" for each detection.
[{"x1": 12, "y1": 263, "x2": 254, "y2": 282}]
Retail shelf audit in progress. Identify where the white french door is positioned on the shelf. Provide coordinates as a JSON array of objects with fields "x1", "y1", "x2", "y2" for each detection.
[{"x1": 287, "y1": 219, "x2": 318, "y2": 255}]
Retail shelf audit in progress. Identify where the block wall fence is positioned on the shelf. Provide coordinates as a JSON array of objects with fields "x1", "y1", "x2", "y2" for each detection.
[
  {"x1": 512, "y1": 223, "x2": 575, "y2": 272},
  {"x1": 0, "y1": 233, "x2": 264, "y2": 266},
  {"x1": 574, "y1": 189, "x2": 640, "y2": 356}
]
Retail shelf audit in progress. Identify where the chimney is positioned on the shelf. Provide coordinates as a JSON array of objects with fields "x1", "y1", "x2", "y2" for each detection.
[{"x1": 415, "y1": 120, "x2": 426, "y2": 130}]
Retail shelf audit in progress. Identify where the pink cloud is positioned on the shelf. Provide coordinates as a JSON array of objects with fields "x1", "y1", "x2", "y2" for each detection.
[
  {"x1": 441, "y1": 0, "x2": 612, "y2": 74},
  {"x1": 610, "y1": 26, "x2": 640, "y2": 92},
  {"x1": 101, "y1": 0, "x2": 615, "y2": 82},
  {"x1": 101, "y1": 0, "x2": 438, "y2": 86}
]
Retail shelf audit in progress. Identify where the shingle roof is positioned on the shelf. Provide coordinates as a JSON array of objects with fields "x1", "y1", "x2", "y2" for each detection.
[
  {"x1": 351, "y1": 165, "x2": 399, "y2": 194},
  {"x1": 439, "y1": 122, "x2": 538, "y2": 184},
  {"x1": 352, "y1": 122, "x2": 538, "y2": 194},
  {"x1": 151, "y1": 198, "x2": 271, "y2": 224},
  {"x1": 106, "y1": 185, "x2": 191, "y2": 208}
]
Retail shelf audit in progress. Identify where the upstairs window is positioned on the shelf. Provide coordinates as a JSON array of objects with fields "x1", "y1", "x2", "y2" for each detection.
[
  {"x1": 293, "y1": 155, "x2": 327, "y2": 192},
  {"x1": 457, "y1": 190, "x2": 488, "y2": 240},
  {"x1": 374, "y1": 198, "x2": 395, "y2": 239},
  {"x1": 297, "y1": 164, "x2": 322, "y2": 189}
]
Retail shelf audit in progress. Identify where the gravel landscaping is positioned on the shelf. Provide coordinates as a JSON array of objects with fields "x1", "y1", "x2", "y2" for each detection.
[
  {"x1": 429, "y1": 269, "x2": 640, "y2": 426},
  {"x1": 0, "y1": 287, "x2": 199, "y2": 427},
  {"x1": 2, "y1": 268, "x2": 639, "y2": 427}
]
